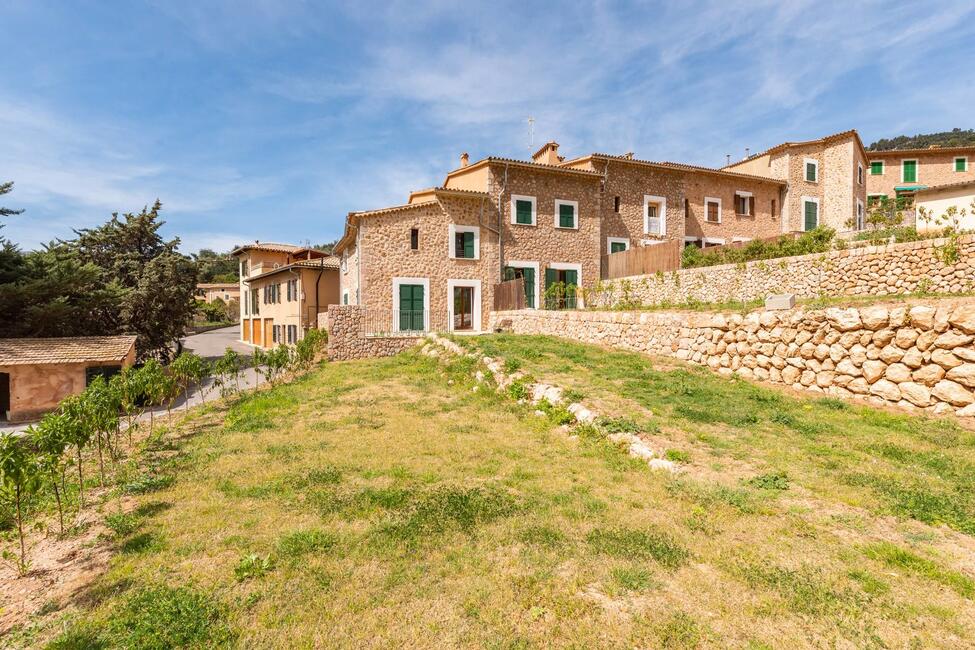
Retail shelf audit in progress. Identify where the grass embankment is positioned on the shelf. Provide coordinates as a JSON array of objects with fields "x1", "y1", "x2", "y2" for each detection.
[{"x1": 19, "y1": 340, "x2": 975, "y2": 648}]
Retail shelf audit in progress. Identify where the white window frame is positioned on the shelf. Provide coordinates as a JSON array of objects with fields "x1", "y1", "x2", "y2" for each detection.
[
  {"x1": 804, "y1": 158, "x2": 819, "y2": 183},
  {"x1": 446, "y1": 279, "x2": 482, "y2": 333},
  {"x1": 869, "y1": 160, "x2": 884, "y2": 176},
  {"x1": 703, "y1": 237, "x2": 726, "y2": 247},
  {"x1": 547, "y1": 262, "x2": 584, "y2": 308},
  {"x1": 392, "y1": 277, "x2": 430, "y2": 332},
  {"x1": 856, "y1": 198, "x2": 865, "y2": 230},
  {"x1": 901, "y1": 158, "x2": 919, "y2": 183},
  {"x1": 643, "y1": 194, "x2": 667, "y2": 235},
  {"x1": 506, "y1": 260, "x2": 540, "y2": 310},
  {"x1": 801, "y1": 196, "x2": 820, "y2": 230},
  {"x1": 857, "y1": 162, "x2": 864, "y2": 185},
  {"x1": 955, "y1": 156, "x2": 969, "y2": 172},
  {"x1": 553, "y1": 199, "x2": 579, "y2": 229},
  {"x1": 510, "y1": 194, "x2": 537, "y2": 226},
  {"x1": 734, "y1": 190, "x2": 753, "y2": 216},
  {"x1": 448, "y1": 224, "x2": 480, "y2": 260},
  {"x1": 704, "y1": 196, "x2": 722, "y2": 223},
  {"x1": 606, "y1": 237, "x2": 630, "y2": 254}
]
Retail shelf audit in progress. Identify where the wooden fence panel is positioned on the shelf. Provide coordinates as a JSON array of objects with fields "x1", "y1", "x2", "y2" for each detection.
[
  {"x1": 601, "y1": 240, "x2": 682, "y2": 279},
  {"x1": 494, "y1": 278, "x2": 527, "y2": 311}
]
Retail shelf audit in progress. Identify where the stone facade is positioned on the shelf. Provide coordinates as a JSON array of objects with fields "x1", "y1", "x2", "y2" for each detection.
[
  {"x1": 325, "y1": 305, "x2": 422, "y2": 361},
  {"x1": 593, "y1": 234, "x2": 975, "y2": 308},
  {"x1": 489, "y1": 301, "x2": 975, "y2": 416},
  {"x1": 866, "y1": 148, "x2": 975, "y2": 199},
  {"x1": 723, "y1": 131, "x2": 868, "y2": 233}
]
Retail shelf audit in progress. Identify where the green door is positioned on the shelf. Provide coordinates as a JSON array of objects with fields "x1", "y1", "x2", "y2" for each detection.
[
  {"x1": 803, "y1": 201, "x2": 818, "y2": 231},
  {"x1": 563, "y1": 269, "x2": 578, "y2": 310},
  {"x1": 398, "y1": 284, "x2": 424, "y2": 331},
  {"x1": 505, "y1": 266, "x2": 536, "y2": 308}
]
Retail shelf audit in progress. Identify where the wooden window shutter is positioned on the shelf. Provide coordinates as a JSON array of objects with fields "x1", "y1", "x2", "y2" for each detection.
[
  {"x1": 749, "y1": 196, "x2": 755, "y2": 216},
  {"x1": 463, "y1": 232, "x2": 474, "y2": 258}
]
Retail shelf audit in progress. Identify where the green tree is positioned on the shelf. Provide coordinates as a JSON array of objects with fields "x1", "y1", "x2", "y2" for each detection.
[
  {"x1": 191, "y1": 248, "x2": 239, "y2": 283},
  {"x1": 0, "y1": 432, "x2": 41, "y2": 574},
  {"x1": 31, "y1": 414, "x2": 72, "y2": 535}
]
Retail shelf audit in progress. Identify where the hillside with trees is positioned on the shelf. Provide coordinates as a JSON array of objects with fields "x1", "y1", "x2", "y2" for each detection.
[
  {"x1": 192, "y1": 248, "x2": 238, "y2": 283},
  {"x1": 0, "y1": 182, "x2": 197, "y2": 360},
  {"x1": 867, "y1": 128, "x2": 975, "y2": 151}
]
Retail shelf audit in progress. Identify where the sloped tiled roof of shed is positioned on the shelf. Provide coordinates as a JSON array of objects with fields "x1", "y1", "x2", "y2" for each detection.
[{"x1": 0, "y1": 336, "x2": 137, "y2": 366}]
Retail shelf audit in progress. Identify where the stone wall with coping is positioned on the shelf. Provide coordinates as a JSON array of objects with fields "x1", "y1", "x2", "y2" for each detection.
[
  {"x1": 489, "y1": 301, "x2": 975, "y2": 416},
  {"x1": 325, "y1": 305, "x2": 421, "y2": 361},
  {"x1": 598, "y1": 234, "x2": 975, "y2": 307}
]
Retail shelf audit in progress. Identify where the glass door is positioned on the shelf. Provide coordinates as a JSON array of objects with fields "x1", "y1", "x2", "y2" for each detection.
[{"x1": 453, "y1": 286, "x2": 474, "y2": 331}]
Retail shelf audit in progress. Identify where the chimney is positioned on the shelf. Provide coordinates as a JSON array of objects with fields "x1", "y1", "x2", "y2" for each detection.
[
  {"x1": 460, "y1": 152, "x2": 469, "y2": 167},
  {"x1": 622, "y1": 151, "x2": 635, "y2": 160},
  {"x1": 726, "y1": 154, "x2": 731, "y2": 166},
  {"x1": 531, "y1": 141, "x2": 561, "y2": 165},
  {"x1": 745, "y1": 147, "x2": 750, "y2": 159}
]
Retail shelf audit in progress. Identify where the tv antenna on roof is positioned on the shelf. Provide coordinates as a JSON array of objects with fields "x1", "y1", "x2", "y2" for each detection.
[{"x1": 527, "y1": 115, "x2": 535, "y2": 151}]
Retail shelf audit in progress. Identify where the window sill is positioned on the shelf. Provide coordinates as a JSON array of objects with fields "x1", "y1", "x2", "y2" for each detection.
[
  {"x1": 734, "y1": 213, "x2": 754, "y2": 218},
  {"x1": 511, "y1": 222, "x2": 537, "y2": 227},
  {"x1": 450, "y1": 256, "x2": 479, "y2": 261},
  {"x1": 555, "y1": 225, "x2": 578, "y2": 231},
  {"x1": 704, "y1": 220, "x2": 721, "y2": 225}
]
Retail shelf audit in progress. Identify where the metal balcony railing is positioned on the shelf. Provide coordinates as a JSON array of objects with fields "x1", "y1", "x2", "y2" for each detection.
[{"x1": 360, "y1": 310, "x2": 449, "y2": 337}]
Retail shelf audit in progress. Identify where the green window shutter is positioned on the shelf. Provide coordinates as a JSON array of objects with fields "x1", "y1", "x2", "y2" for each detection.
[
  {"x1": 463, "y1": 232, "x2": 474, "y2": 258},
  {"x1": 611, "y1": 242, "x2": 627, "y2": 253},
  {"x1": 903, "y1": 160, "x2": 917, "y2": 182},
  {"x1": 804, "y1": 201, "x2": 818, "y2": 231},
  {"x1": 399, "y1": 284, "x2": 424, "y2": 331},
  {"x1": 522, "y1": 267, "x2": 535, "y2": 308},
  {"x1": 516, "y1": 200, "x2": 533, "y2": 224},
  {"x1": 956, "y1": 158, "x2": 966, "y2": 172},
  {"x1": 559, "y1": 203, "x2": 575, "y2": 228},
  {"x1": 544, "y1": 268, "x2": 558, "y2": 309},
  {"x1": 871, "y1": 161, "x2": 883, "y2": 175},
  {"x1": 564, "y1": 270, "x2": 578, "y2": 309},
  {"x1": 805, "y1": 162, "x2": 817, "y2": 182}
]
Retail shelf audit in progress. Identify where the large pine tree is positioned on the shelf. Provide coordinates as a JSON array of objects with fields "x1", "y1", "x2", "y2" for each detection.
[{"x1": 0, "y1": 189, "x2": 198, "y2": 360}]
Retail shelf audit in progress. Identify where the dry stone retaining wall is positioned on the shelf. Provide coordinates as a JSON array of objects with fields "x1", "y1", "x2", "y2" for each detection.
[
  {"x1": 602, "y1": 234, "x2": 975, "y2": 307},
  {"x1": 490, "y1": 302, "x2": 975, "y2": 417},
  {"x1": 325, "y1": 305, "x2": 421, "y2": 361}
]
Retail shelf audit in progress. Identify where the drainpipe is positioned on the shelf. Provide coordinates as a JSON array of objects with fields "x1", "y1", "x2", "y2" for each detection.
[
  {"x1": 314, "y1": 257, "x2": 325, "y2": 330},
  {"x1": 496, "y1": 163, "x2": 508, "y2": 281}
]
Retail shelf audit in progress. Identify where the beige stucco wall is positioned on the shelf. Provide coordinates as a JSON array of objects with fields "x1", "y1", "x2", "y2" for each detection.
[
  {"x1": 866, "y1": 150, "x2": 975, "y2": 198},
  {"x1": 199, "y1": 286, "x2": 240, "y2": 303},
  {"x1": 917, "y1": 187, "x2": 975, "y2": 233},
  {"x1": 241, "y1": 266, "x2": 339, "y2": 348},
  {"x1": 1, "y1": 345, "x2": 136, "y2": 422}
]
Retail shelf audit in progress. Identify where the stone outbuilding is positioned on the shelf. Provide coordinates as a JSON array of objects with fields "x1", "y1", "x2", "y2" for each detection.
[{"x1": 0, "y1": 336, "x2": 137, "y2": 422}]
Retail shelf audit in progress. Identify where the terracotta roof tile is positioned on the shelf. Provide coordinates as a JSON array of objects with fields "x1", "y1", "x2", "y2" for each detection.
[
  {"x1": 587, "y1": 153, "x2": 787, "y2": 185},
  {"x1": 231, "y1": 242, "x2": 305, "y2": 256},
  {"x1": 0, "y1": 336, "x2": 137, "y2": 366},
  {"x1": 916, "y1": 179, "x2": 975, "y2": 193}
]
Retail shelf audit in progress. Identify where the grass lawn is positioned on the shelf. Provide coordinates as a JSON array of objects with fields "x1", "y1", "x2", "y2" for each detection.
[{"x1": 26, "y1": 337, "x2": 975, "y2": 648}]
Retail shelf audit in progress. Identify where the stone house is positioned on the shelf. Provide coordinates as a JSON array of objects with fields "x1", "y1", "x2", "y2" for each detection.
[
  {"x1": 232, "y1": 242, "x2": 340, "y2": 348},
  {"x1": 723, "y1": 130, "x2": 869, "y2": 233},
  {"x1": 0, "y1": 336, "x2": 137, "y2": 422},
  {"x1": 335, "y1": 142, "x2": 795, "y2": 333},
  {"x1": 865, "y1": 145, "x2": 975, "y2": 203}
]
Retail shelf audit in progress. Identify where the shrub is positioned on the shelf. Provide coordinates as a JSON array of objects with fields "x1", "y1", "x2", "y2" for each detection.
[
  {"x1": 681, "y1": 227, "x2": 836, "y2": 269},
  {"x1": 748, "y1": 471, "x2": 790, "y2": 491},
  {"x1": 235, "y1": 553, "x2": 275, "y2": 581}
]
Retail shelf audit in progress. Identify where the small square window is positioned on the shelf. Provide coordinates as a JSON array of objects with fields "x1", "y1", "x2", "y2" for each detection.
[
  {"x1": 410, "y1": 228, "x2": 419, "y2": 250},
  {"x1": 555, "y1": 200, "x2": 577, "y2": 229},
  {"x1": 705, "y1": 198, "x2": 721, "y2": 223},
  {"x1": 804, "y1": 159, "x2": 819, "y2": 183},
  {"x1": 511, "y1": 196, "x2": 536, "y2": 225},
  {"x1": 956, "y1": 157, "x2": 968, "y2": 172},
  {"x1": 870, "y1": 161, "x2": 884, "y2": 175}
]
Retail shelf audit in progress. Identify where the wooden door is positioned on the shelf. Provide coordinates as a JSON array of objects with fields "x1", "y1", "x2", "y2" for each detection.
[
  {"x1": 242, "y1": 319, "x2": 250, "y2": 343},
  {"x1": 253, "y1": 319, "x2": 262, "y2": 347},
  {"x1": 453, "y1": 286, "x2": 473, "y2": 331},
  {"x1": 264, "y1": 318, "x2": 273, "y2": 347}
]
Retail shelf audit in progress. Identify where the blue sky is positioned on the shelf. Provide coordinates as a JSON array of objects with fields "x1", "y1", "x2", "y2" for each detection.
[{"x1": 2, "y1": 1, "x2": 973, "y2": 253}]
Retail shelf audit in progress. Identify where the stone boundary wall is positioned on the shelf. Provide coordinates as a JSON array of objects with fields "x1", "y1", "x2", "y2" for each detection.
[
  {"x1": 602, "y1": 234, "x2": 975, "y2": 306},
  {"x1": 325, "y1": 305, "x2": 421, "y2": 361},
  {"x1": 489, "y1": 302, "x2": 975, "y2": 417}
]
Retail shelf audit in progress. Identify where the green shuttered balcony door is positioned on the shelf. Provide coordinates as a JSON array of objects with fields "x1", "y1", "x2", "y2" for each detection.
[
  {"x1": 398, "y1": 284, "x2": 425, "y2": 332},
  {"x1": 803, "y1": 201, "x2": 819, "y2": 231},
  {"x1": 544, "y1": 267, "x2": 577, "y2": 310}
]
